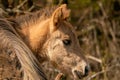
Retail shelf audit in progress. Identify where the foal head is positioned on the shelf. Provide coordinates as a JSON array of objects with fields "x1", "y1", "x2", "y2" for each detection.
[
  {"x1": 17, "y1": 4, "x2": 90, "y2": 79},
  {"x1": 43, "y1": 4, "x2": 90, "y2": 79}
]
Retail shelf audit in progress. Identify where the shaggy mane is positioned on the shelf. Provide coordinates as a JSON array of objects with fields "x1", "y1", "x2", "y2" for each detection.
[
  {"x1": 15, "y1": 6, "x2": 59, "y2": 28},
  {"x1": 0, "y1": 14, "x2": 47, "y2": 80}
]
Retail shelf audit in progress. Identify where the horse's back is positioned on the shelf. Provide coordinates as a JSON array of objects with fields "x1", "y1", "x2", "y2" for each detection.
[{"x1": 0, "y1": 18, "x2": 23, "y2": 80}]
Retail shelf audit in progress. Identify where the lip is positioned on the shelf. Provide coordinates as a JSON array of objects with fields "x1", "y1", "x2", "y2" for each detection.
[{"x1": 74, "y1": 70, "x2": 83, "y2": 79}]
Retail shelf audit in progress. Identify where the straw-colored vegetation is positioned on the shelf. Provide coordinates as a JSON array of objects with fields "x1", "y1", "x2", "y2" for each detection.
[{"x1": 0, "y1": 0, "x2": 120, "y2": 80}]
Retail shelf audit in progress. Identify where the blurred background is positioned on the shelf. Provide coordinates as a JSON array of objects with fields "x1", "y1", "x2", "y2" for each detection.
[{"x1": 0, "y1": 0, "x2": 120, "y2": 80}]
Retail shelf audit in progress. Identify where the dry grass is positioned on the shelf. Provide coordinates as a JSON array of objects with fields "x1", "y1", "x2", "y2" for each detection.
[
  {"x1": 73, "y1": 2, "x2": 120, "y2": 80},
  {"x1": 0, "y1": 0, "x2": 120, "y2": 80}
]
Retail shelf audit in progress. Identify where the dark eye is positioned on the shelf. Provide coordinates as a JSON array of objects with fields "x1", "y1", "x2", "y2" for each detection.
[{"x1": 63, "y1": 39, "x2": 71, "y2": 45}]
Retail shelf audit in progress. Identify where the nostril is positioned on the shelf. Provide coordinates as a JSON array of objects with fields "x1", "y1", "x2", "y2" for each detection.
[{"x1": 84, "y1": 66, "x2": 89, "y2": 76}]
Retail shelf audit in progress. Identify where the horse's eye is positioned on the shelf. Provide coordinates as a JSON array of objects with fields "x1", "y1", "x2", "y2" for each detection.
[{"x1": 63, "y1": 39, "x2": 71, "y2": 45}]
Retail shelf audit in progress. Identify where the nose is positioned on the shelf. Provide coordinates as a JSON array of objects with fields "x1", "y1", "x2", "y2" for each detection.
[
  {"x1": 73, "y1": 65, "x2": 90, "y2": 79},
  {"x1": 84, "y1": 65, "x2": 90, "y2": 76}
]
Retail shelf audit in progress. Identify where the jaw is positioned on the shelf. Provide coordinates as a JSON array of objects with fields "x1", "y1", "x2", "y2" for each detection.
[
  {"x1": 54, "y1": 69, "x2": 84, "y2": 80},
  {"x1": 50, "y1": 61, "x2": 88, "y2": 80},
  {"x1": 52, "y1": 64, "x2": 73, "y2": 77},
  {"x1": 56, "y1": 66, "x2": 79, "y2": 80}
]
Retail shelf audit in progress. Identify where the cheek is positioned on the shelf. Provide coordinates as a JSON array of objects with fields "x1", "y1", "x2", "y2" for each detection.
[
  {"x1": 49, "y1": 48, "x2": 66, "y2": 63},
  {"x1": 48, "y1": 40, "x2": 67, "y2": 56},
  {"x1": 61, "y1": 53, "x2": 82, "y2": 68},
  {"x1": 49, "y1": 49, "x2": 70, "y2": 69},
  {"x1": 48, "y1": 43, "x2": 66, "y2": 61},
  {"x1": 62, "y1": 55, "x2": 76, "y2": 67}
]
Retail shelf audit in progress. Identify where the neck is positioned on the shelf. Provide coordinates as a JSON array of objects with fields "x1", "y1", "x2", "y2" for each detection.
[
  {"x1": 15, "y1": 18, "x2": 50, "y2": 63},
  {"x1": 29, "y1": 19, "x2": 50, "y2": 51}
]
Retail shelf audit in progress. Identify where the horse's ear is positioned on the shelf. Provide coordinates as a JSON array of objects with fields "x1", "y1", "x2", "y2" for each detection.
[{"x1": 50, "y1": 4, "x2": 70, "y2": 32}]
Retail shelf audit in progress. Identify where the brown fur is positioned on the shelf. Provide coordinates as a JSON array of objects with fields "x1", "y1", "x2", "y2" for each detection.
[
  {"x1": 0, "y1": 18, "x2": 47, "y2": 80},
  {"x1": 0, "y1": 4, "x2": 89, "y2": 80}
]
